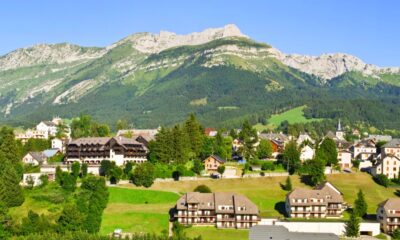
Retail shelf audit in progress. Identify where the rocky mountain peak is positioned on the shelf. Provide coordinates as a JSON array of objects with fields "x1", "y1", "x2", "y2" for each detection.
[
  {"x1": 0, "y1": 43, "x2": 105, "y2": 71},
  {"x1": 115, "y1": 24, "x2": 248, "y2": 54}
]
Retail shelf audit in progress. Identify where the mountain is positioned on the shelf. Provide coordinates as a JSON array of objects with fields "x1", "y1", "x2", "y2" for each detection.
[{"x1": 0, "y1": 24, "x2": 399, "y2": 129}]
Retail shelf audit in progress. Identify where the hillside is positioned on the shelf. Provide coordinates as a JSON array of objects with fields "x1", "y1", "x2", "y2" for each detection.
[{"x1": 0, "y1": 24, "x2": 399, "y2": 129}]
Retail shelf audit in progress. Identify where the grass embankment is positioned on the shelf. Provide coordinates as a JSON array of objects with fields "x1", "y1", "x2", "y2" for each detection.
[{"x1": 254, "y1": 105, "x2": 324, "y2": 131}]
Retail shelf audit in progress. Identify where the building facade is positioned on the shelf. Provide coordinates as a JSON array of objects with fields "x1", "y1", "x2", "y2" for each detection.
[
  {"x1": 203, "y1": 155, "x2": 225, "y2": 174},
  {"x1": 337, "y1": 150, "x2": 352, "y2": 169},
  {"x1": 382, "y1": 139, "x2": 400, "y2": 159},
  {"x1": 286, "y1": 182, "x2": 345, "y2": 218},
  {"x1": 66, "y1": 137, "x2": 148, "y2": 166},
  {"x1": 377, "y1": 198, "x2": 400, "y2": 233},
  {"x1": 352, "y1": 139, "x2": 376, "y2": 160},
  {"x1": 175, "y1": 192, "x2": 259, "y2": 229},
  {"x1": 371, "y1": 156, "x2": 400, "y2": 179}
]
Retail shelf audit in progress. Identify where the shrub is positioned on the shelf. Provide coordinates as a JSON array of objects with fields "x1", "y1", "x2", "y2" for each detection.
[
  {"x1": 373, "y1": 174, "x2": 390, "y2": 187},
  {"x1": 194, "y1": 185, "x2": 211, "y2": 193},
  {"x1": 261, "y1": 161, "x2": 276, "y2": 171}
]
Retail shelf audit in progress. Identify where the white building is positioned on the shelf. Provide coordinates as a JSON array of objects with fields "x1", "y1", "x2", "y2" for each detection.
[
  {"x1": 337, "y1": 150, "x2": 352, "y2": 169},
  {"x1": 300, "y1": 145, "x2": 314, "y2": 162},
  {"x1": 352, "y1": 140, "x2": 376, "y2": 160},
  {"x1": 36, "y1": 121, "x2": 58, "y2": 138},
  {"x1": 15, "y1": 129, "x2": 47, "y2": 143},
  {"x1": 22, "y1": 152, "x2": 47, "y2": 166},
  {"x1": 371, "y1": 156, "x2": 400, "y2": 179},
  {"x1": 21, "y1": 173, "x2": 44, "y2": 187},
  {"x1": 51, "y1": 138, "x2": 64, "y2": 152},
  {"x1": 381, "y1": 139, "x2": 400, "y2": 159}
]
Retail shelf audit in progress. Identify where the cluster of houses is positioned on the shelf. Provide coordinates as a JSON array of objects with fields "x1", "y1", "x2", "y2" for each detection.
[{"x1": 172, "y1": 182, "x2": 399, "y2": 235}]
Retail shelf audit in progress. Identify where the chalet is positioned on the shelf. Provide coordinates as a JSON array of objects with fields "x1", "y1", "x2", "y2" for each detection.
[
  {"x1": 258, "y1": 132, "x2": 290, "y2": 144},
  {"x1": 204, "y1": 128, "x2": 218, "y2": 137},
  {"x1": 203, "y1": 155, "x2": 225, "y2": 174},
  {"x1": 15, "y1": 129, "x2": 47, "y2": 143},
  {"x1": 351, "y1": 139, "x2": 376, "y2": 160},
  {"x1": 117, "y1": 128, "x2": 159, "y2": 147},
  {"x1": 269, "y1": 139, "x2": 284, "y2": 155},
  {"x1": 66, "y1": 136, "x2": 148, "y2": 166},
  {"x1": 174, "y1": 192, "x2": 259, "y2": 229},
  {"x1": 300, "y1": 145, "x2": 314, "y2": 162},
  {"x1": 371, "y1": 155, "x2": 400, "y2": 179},
  {"x1": 377, "y1": 198, "x2": 400, "y2": 233},
  {"x1": 22, "y1": 152, "x2": 46, "y2": 166},
  {"x1": 286, "y1": 182, "x2": 345, "y2": 218},
  {"x1": 381, "y1": 139, "x2": 400, "y2": 159}
]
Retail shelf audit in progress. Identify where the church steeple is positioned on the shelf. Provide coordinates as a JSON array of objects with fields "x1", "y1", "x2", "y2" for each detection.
[
  {"x1": 337, "y1": 119, "x2": 342, "y2": 132},
  {"x1": 336, "y1": 119, "x2": 344, "y2": 140}
]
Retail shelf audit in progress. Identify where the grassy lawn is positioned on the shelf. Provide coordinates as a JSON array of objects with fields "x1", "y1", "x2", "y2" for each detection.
[
  {"x1": 254, "y1": 105, "x2": 324, "y2": 130},
  {"x1": 100, "y1": 187, "x2": 180, "y2": 235}
]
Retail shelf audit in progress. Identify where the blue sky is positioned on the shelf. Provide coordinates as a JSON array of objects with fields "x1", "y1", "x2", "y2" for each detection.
[{"x1": 1, "y1": 0, "x2": 399, "y2": 66}]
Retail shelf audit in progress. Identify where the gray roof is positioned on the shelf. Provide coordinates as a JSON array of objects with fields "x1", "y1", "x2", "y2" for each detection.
[
  {"x1": 249, "y1": 225, "x2": 338, "y2": 240},
  {"x1": 259, "y1": 133, "x2": 288, "y2": 142},
  {"x1": 176, "y1": 192, "x2": 259, "y2": 215},
  {"x1": 204, "y1": 155, "x2": 226, "y2": 163},
  {"x1": 287, "y1": 182, "x2": 343, "y2": 206},
  {"x1": 69, "y1": 136, "x2": 142, "y2": 146},
  {"x1": 42, "y1": 121, "x2": 57, "y2": 127},
  {"x1": 378, "y1": 198, "x2": 400, "y2": 217},
  {"x1": 382, "y1": 138, "x2": 400, "y2": 148},
  {"x1": 27, "y1": 151, "x2": 46, "y2": 162}
]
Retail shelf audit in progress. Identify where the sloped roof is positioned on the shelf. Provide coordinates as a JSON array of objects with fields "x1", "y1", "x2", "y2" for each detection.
[
  {"x1": 204, "y1": 155, "x2": 225, "y2": 163},
  {"x1": 287, "y1": 182, "x2": 343, "y2": 206},
  {"x1": 249, "y1": 225, "x2": 339, "y2": 240},
  {"x1": 41, "y1": 121, "x2": 57, "y2": 127},
  {"x1": 27, "y1": 151, "x2": 46, "y2": 162},
  {"x1": 378, "y1": 198, "x2": 400, "y2": 217},
  {"x1": 43, "y1": 149, "x2": 60, "y2": 158},
  {"x1": 382, "y1": 138, "x2": 400, "y2": 148}
]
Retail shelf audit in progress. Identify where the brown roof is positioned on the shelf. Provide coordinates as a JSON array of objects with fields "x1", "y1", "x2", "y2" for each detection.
[
  {"x1": 287, "y1": 182, "x2": 344, "y2": 206},
  {"x1": 69, "y1": 136, "x2": 142, "y2": 146},
  {"x1": 176, "y1": 192, "x2": 258, "y2": 215},
  {"x1": 379, "y1": 198, "x2": 400, "y2": 217}
]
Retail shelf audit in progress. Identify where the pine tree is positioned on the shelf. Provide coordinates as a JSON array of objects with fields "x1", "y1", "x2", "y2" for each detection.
[
  {"x1": 81, "y1": 163, "x2": 88, "y2": 177},
  {"x1": 257, "y1": 139, "x2": 273, "y2": 159},
  {"x1": 283, "y1": 176, "x2": 292, "y2": 191},
  {"x1": 354, "y1": 189, "x2": 368, "y2": 217},
  {"x1": 171, "y1": 125, "x2": 189, "y2": 164},
  {"x1": 0, "y1": 128, "x2": 22, "y2": 165},
  {"x1": 71, "y1": 162, "x2": 80, "y2": 179},
  {"x1": 283, "y1": 141, "x2": 301, "y2": 174},
  {"x1": 184, "y1": 114, "x2": 204, "y2": 159},
  {"x1": 345, "y1": 210, "x2": 360, "y2": 237},
  {"x1": 57, "y1": 204, "x2": 84, "y2": 232},
  {"x1": 316, "y1": 137, "x2": 338, "y2": 166},
  {"x1": 0, "y1": 161, "x2": 25, "y2": 207}
]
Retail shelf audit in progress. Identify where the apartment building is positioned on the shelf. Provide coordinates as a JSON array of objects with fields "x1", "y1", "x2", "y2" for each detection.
[
  {"x1": 286, "y1": 182, "x2": 345, "y2": 218},
  {"x1": 371, "y1": 155, "x2": 400, "y2": 179},
  {"x1": 382, "y1": 139, "x2": 400, "y2": 159},
  {"x1": 377, "y1": 198, "x2": 400, "y2": 233},
  {"x1": 174, "y1": 192, "x2": 259, "y2": 229},
  {"x1": 66, "y1": 136, "x2": 148, "y2": 166}
]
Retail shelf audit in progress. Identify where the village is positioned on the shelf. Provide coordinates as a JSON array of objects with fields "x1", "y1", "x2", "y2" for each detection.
[{"x1": 13, "y1": 115, "x2": 400, "y2": 239}]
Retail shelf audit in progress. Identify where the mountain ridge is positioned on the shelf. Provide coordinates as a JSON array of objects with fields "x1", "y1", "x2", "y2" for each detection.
[{"x1": 0, "y1": 24, "x2": 399, "y2": 130}]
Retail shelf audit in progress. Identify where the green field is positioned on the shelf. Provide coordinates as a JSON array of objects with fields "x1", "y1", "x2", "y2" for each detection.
[
  {"x1": 254, "y1": 105, "x2": 324, "y2": 131},
  {"x1": 9, "y1": 173, "x2": 399, "y2": 240}
]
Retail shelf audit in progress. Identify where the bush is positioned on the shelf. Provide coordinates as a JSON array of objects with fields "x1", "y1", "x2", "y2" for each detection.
[
  {"x1": 261, "y1": 161, "x2": 276, "y2": 171},
  {"x1": 373, "y1": 174, "x2": 390, "y2": 187},
  {"x1": 194, "y1": 185, "x2": 211, "y2": 193}
]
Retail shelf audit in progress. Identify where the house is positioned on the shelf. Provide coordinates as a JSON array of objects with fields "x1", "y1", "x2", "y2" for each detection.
[
  {"x1": 22, "y1": 152, "x2": 46, "y2": 166},
  {"x1": 300, "y1": 145, "x2": 315, "y2": 162},
  {"x1": 351, "y1": 139, "x2": 376, "y2": 160},
  {"x1": 51, "y1": 138, "x2": 64, "y2": 152},
  {"x1": 204, "y1": 128, "x2": 218, "y2": 137},
  {"x1": 232, "y1": 139, "x2": 242, "y2": 152},
  {"x1": 65, "y1": 136, "x2": 148, "y2": 166},
  {"x1": 258, "y1": 132, "x2": 290, "y2": 144},
  {"x1": 377, "y1": 198, "x2": 400, "y2": 233},
  {"x1": 371, "y1": 155, "x2": 400, "y2": 179},
  {"x1": 174, "y1": 192, "x2": 259, "y2": 229},
  {"x1": 296, "y1": 132, "x2": 315, "y2": 146},
  {"x1": 15, "y1": 129, "x2": 47, "y2": 143},
  {"x1": 381, "y1": 139, "x2": 400, "y2": 159},
  {"x1": 337, "y1": 150, "x2": 352, "y2": 169},
  {"x1": 21, "y1": 173, "x2": 44, "y2": 187},
  {"x1": 36, "y1": 121, "x2": 58, "y2": 138},
  {"x1": 269, "y1": 139, "x2": 285, "y2": 155},
  {"x1": 249, "y1": 225, "x2": 339, "y2": 240},
  {"x1": 367, "y1": 134, "x2": 392, "y2": 143},
  {"x1": 286, "y1": 182, "x2": 345, "y2": 218},
  {"x1": 203, "y1": 155, "x2": 225, "y2": 174}
]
